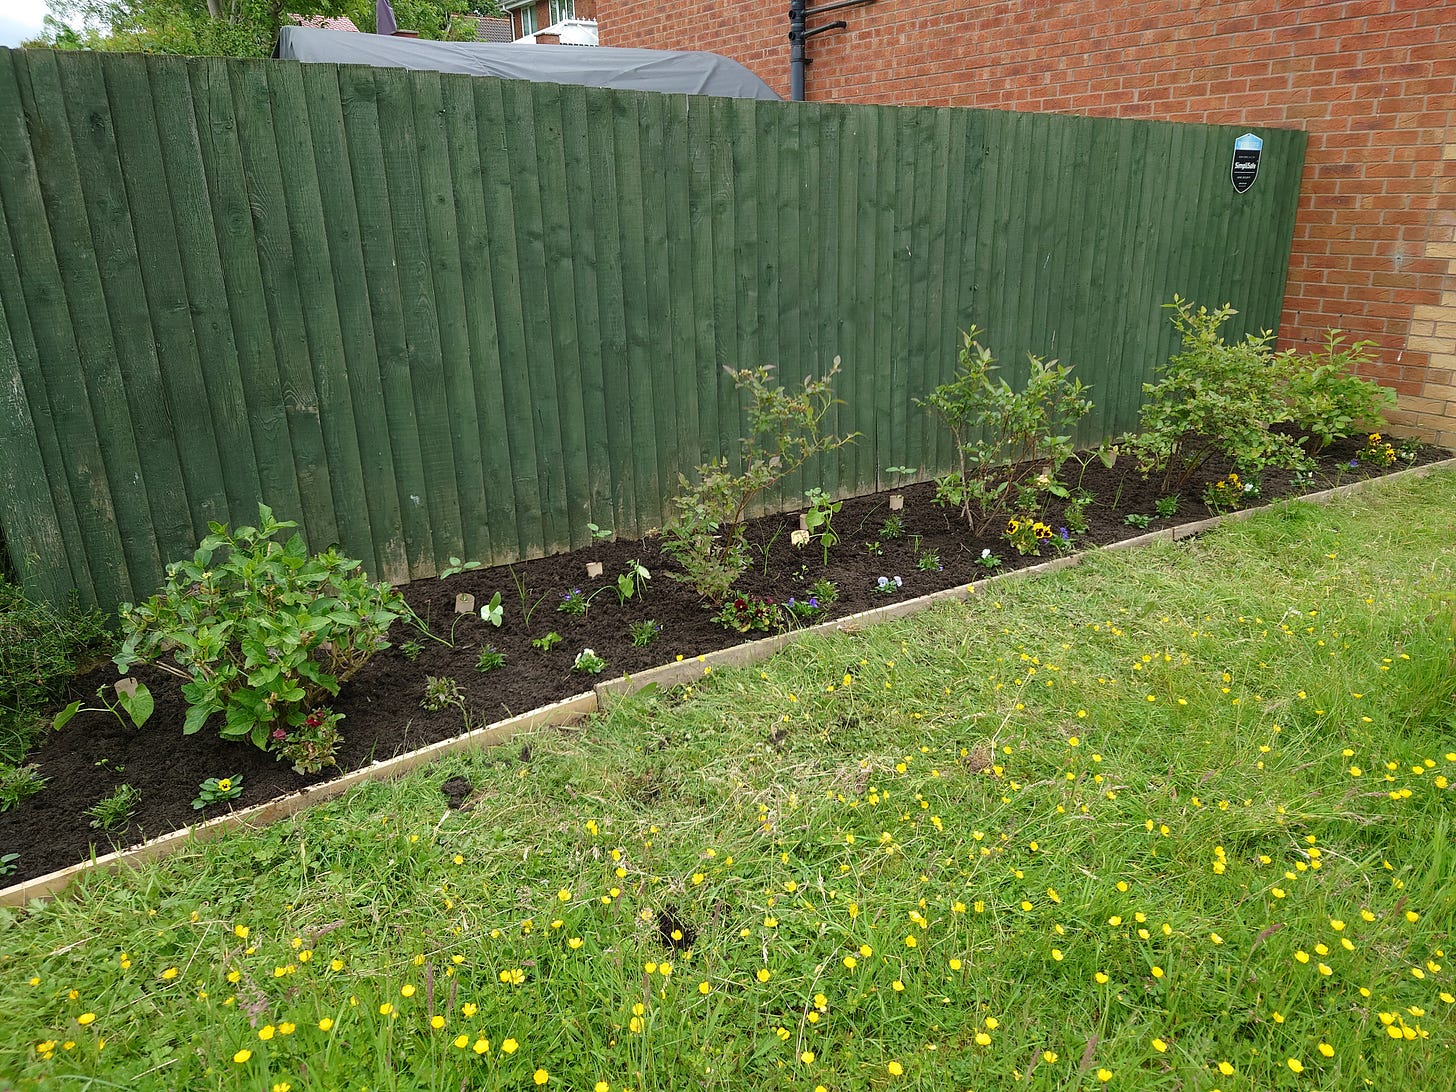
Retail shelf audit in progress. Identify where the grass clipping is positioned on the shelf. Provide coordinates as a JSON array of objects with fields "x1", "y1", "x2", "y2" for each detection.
[{"x1": 5, "y1": 472, "x2": 1455, "y2": 1088}]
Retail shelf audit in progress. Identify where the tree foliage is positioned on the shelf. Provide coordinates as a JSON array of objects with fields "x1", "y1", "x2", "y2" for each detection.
[{"x1": 30, "y1": 0, "x2": 502, "y2": 57}]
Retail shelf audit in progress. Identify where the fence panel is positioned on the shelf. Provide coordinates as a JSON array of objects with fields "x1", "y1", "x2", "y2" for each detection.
[{"x1": 0, "y1": 48, "x2": 1307, "y2": 608}]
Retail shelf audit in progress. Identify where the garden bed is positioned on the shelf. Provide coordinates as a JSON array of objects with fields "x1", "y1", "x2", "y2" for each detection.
[{"x1": 1, "y1": 436, "x2": 1449, "y2": 886}]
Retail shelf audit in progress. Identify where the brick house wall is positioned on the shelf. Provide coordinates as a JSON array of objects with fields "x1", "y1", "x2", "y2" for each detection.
[
  {"x1": 596, "y1": 1, "x2": 1456, "y2": 446},
  {"x1": 508, "y1": 0, "x2": 596, "y2": 40}
]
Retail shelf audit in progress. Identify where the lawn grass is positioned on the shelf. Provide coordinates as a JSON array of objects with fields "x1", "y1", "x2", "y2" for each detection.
[{"x1": 4, "y1": 471, "x2": 1454, "y2": 1090}]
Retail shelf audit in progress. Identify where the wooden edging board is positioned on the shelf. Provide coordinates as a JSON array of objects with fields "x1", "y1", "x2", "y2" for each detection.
[{"x1": 5, "y1": 457, "x2": 1452, "y2": 907}]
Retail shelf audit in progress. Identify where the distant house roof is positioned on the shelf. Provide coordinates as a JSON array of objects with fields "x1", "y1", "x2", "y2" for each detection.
[
  {"x1": 274, "y1": 26, "x2": 781, "y2": 99},
  {"x1": 287, "y1": 13, "x2": 360, "y2": 32},
  {"x1": 451, "y1": 14, "x2": 514, "y2": 43},
  {"x1": 516, "y1": 18, "x2": 598, "y2": 46}
]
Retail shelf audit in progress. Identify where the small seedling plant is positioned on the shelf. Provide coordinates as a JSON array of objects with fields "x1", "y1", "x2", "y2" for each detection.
[
  {"x1": 916, "y1": 549, "x2": 942, "y2": 572},
  {"x1": 572, "y1": 648, "x2": 608, "y2": 675},
  {"x1": 664, "y1": 362, "x2": 857, "y2": 603},
  {"x1": 874, "y1": 575, "x2": 904, "y2": 596},
  {"x1": 558, "y1": 588, "x2": 589, "y2": 616},
  {"x1": 1155, "y1": 495, "x2": 1179, "y2": 518},
  {"x1": 53, "y1": 682, "x2": 154, "y2": 734},
  {"x1": 191, "y1": 774, "x2": 242, "y2": 810},
  {"x1": 439, "y1": 557, "x2": 483, "y2": 579},
  {"x1": 533, "y1": 632, "x2": 563, "y2": 654},
  {"x1": 85, "y1": 783, "x2": 141, "y2": 833},
  {"x1": 475, "y1": 645, "x2": 506, "y2": 673},
  {"x1": 785, "y1": 595, "x2": 828, "y2": 624},
  {"x1": 399, "y1": 640, "x2": 423, "y2": 663},
  {"x1": 422, "y1": 676, "x2": 465, "y2": 712},
  {"x1": 629, "y1": 620, "x2": 662, "y2": 648},
  {"x1": 879, "y1": 514, "x2": 906, "y2": 540},
  {"x1": 921, "y1": 325, "x2": 1092, "y2": 534},
  {"x1": 586, "y1": 523, "x2": 613, "y2": 543},
  {"x1": 1124, "y1": 513, "x2": 1153, "y2": 529},
  {"x1": 111, "y1": 504, "x2": 403, "y2": 757},
  {"x1": 479, "y1": 591, "x2": 504, "y2": 627},
  {"x1": 713, "y1": 594, "x2": 782, "y2": 634},
  {"x1": 616, "y1": 561, "x2": 651, "y2": 606},
  {"x1": 801, "y1": 488, "x2": 842, "y2": 566}
]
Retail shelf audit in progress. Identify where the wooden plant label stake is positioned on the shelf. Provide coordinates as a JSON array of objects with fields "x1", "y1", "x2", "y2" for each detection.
[
  {"x1": 114, "y1": 678, "x2": 140, "y2": 699},
  {"x1": 790, "y1": 528, "x2": 811, "y2": 547},
  {"x1": 455, "y1": 593, "x2": 475, "y2": 615},
  {"x1": 585, "y1": 561, "x2": 604, "y2": 579},
  {"x1": 889, "y1": 494, "x2": 904, "y2": 511}
]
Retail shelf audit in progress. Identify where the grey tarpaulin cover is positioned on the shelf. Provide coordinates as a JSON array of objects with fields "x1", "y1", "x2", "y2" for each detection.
[{"x1": 275, "y1": 26, "x2": 780, "y2": 99}]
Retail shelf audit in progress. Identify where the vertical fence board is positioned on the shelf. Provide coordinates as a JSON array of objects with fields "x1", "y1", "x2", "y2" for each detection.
[
  {"x1": 191, "y1": 57, "x2": 306, "y2": 540},
  {"x1": 104, "y1": 57, "x2": 229, "y2": 544},
  {"x1": 439, "y1": 74, "x2": 510, "y2": 564},
  {"x1": 266, "y1": 61, "x2": 373, "y2": 564},
  {"x1": 583, "y1": 86, "x2": 635, "y2": 538},
  {"x1": 61, "y1": 54, "x2": 194, "y2": 578},
  {"x1": 0, "y1": 49, "x2": 1308, "y2": 610},
  {"x1": 10, "y1": 51, "x2": 139, "y2": 606},
  {"x1": 558, "y1": 83, "x2": 614, "y2": 539},
  {"x1": 228, "y1": 60, "x2": 339, "y2": 554},
  {"x1": 476, "y1": 78, "x2": 543, "y2": 559},
  {"x1": 612, "y1": 91, "x2": 661, "y2": 522},
  {"x1": 0, "y1": 54, "x2": 92, "y2": 602},
  {"x1": 533, "y1": 81, "x2": 592, "y2": 549},
  {"x1": 411, "y1": 71, "x2": 488, "y2": 565},
  {"x1": 299, "y1": 63, "x2": 408, "y2": 580},
  {"x1": 639, "y1": 93, "x2": 679, "y2": 529}
]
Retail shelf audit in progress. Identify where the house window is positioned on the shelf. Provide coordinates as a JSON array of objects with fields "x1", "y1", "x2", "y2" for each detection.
[
  {"x1": 518, "y1": 4, "x2": 538, "y2": 36},
  {"x1": 549, "y1": 0, "x2": 575, "y2": 24}
]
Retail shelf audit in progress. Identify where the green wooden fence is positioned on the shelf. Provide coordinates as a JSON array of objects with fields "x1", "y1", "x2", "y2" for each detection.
[{"x1": 0, "y1": 48, "x2": 1306, "y2": 609}]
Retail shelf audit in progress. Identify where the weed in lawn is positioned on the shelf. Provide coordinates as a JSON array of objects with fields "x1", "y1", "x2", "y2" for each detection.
[{"x1": 2, "y1": 475, "x2": 1455, "y2": 1091}]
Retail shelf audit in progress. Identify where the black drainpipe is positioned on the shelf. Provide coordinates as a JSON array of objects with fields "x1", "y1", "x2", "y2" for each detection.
[{"x1": 788, "y1": 0, "x2": 875, "y2": 102}]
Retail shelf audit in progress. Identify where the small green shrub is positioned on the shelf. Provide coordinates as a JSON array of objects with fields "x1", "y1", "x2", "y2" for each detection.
[
  {"x1": 921, "y1": 326, "x2": 1092, "y2": 534},
  {"x1": 113, "y1": 504, "x2": 404, "y2": 755},
  {"x1": 1128, "y1": 298, "x2": 1307, "y2": 490},
  {"x1": 475, "y1": 644, "x2": 506, "y2": 673},
  {"x1": 1278, "y1": 330, "x2": 1394, "y2": 450},
  {"x1": 664, "y1": 363, "x2": 857, "y2": 603}
]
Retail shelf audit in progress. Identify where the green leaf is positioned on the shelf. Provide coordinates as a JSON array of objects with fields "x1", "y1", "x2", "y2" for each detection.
[
  {"x1": 52, "y1": 700, "x2": 83, "y2": 731},
  {"x1": 183, "y1": 703, "x2": 214, "y2": 736},
  {"x1": 117, "y1": 682, "x2": 154, "y2": 728}
]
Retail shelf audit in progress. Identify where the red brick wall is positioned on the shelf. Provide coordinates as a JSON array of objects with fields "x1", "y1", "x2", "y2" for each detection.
[{"x1": 597, "y1": 0, "x2": 1456, "y2": 444}]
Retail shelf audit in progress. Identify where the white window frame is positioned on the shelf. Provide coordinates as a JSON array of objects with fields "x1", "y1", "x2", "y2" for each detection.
[{"x1": 549, "y1": 0, "x2": 575, "y2": 25}]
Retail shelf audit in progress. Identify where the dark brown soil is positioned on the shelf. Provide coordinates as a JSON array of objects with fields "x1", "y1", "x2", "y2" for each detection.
[{"x1": 1, "y1": 437, "x2": 1447, "y2": 885}]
